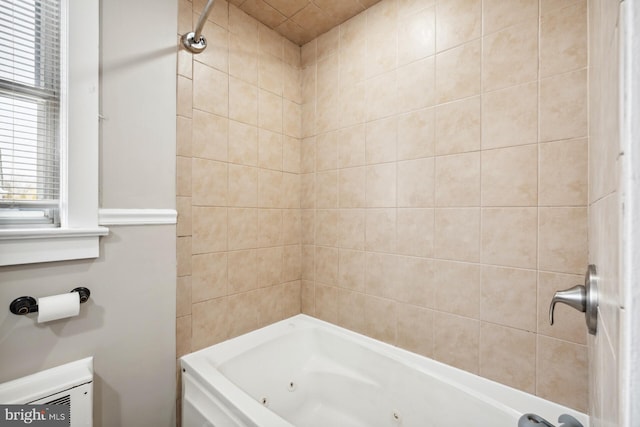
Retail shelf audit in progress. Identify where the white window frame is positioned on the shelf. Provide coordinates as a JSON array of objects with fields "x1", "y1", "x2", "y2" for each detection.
[{"x1": 0, "y1": 0, "x2": 108, "y2": 266}]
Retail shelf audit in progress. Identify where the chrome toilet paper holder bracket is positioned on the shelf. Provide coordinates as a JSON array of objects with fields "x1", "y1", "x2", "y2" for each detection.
[{"x1": 9, "y1": 287, "x2": 91, "y2": 316}]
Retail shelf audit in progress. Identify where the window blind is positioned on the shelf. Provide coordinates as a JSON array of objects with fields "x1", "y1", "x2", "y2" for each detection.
[{"x1": 0, "y1": 0, "x2": 61, "y2": 227}]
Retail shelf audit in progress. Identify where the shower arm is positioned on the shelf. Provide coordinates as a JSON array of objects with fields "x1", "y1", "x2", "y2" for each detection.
[{"x1": 181, "y1": 0, "x2": 215, "y2": 54}]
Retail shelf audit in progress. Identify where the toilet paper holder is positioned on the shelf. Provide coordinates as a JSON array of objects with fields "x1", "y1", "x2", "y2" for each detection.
[{"x1": 9, "y1": 287, "x2": 91, "y2": 315}]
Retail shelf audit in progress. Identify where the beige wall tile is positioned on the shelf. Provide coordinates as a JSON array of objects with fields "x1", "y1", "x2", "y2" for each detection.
[
  {"x1": 539, "y1": 69, "x2": 588, "y2": 142},
  {"x1": 316, "y1": 170, "x2": 338, "y2": 208},
  {"x1": 339, "y1": 167, "x2": 366, "y2": 208},
  {"x1": 316, "y1": 246, "x2": 339, "y2": 285},
  {"x1": 177, "y1": 197, "x2": 193, "y2": 237},
  {"x1": 283, "y1": 209, "x2": 301, "y2": 244},
  {"x1": 229, "y1": 77, "x2": 259, "y2": 126},
  {"x1": 365, "y1": 27, "x2": 397, "y2": 79},
  {"x1": 282, "y1": 245, "x2": 302, "y2": 282},
  {"x1": 365, "y1": 252, "x2": 398, "y2": 299},
  {"x1": 397, "y1": 57, "x2": 435, "y2": 113},
  {"x1": 192, "y1": 110, "x2": 228, "y2": 161},
  {"x1": 227, "y1": 292, "x2": 260, "y2": 338},
  {"x1": 397, "y1": 208, "x2": 434, "y2": 258},
  {"x1": 258, "y1": 209, "x2": 283, "y2": 247},
  {"x1": 539, "y1": 207, "x2": 588, "y2": 274},
  {"x1": 365, "y1": 208, "x2": 397, "y2": 253},
  {"x1": 435, "y1": 96, "x2": 480, "y2": 155},
  {"x1": 338, "y1": 209, "x2": 366, "y2": 250},
  {"x1": 316, "y1": 26, "x2": 339, "y2": 59},
  {"x1": 317, "y1": 53, "x2": 339, "y2": 94},
  {"x1": 315, "y1": 283, "x2": 338, "y2": 323},
  {"x1": 397, "y1": 108, "x2": 435, "y2": 160},
  {"x1": 398, "y1": 6, "x2": 435, "y2": 66},
  {"x1": 366, "y1": 117, "x2": 397, "y2": 165},
  {"x1": 177, "y1": 156, "x2": 192, "y2": 197},
  {"x1": 176, "y1": 315, "x2": 192, "y2": 357},
  {"x1": 301, "y1": 245, "x2": 315, "y2": 280},
  {"x1": 258, "y1": 89, "x2": 283, "y2": 133},
  {"x1": 257, "y1": 246, "x2": 283, "y2": 286},
  {"x1": 338, "y1": 249, "x2": 365, "y2": 292},
  {"x1": 259, "y1": 24, "x2": 284, "y2": 59},
  {"x1": 230, "y1": 33, "x2": 259, "y2": 86},
  {"x1": 258, "y1": 55, "x2": 284, "y2": 96},
  {"x1": 539, "y1": 138, "x2": 588, "y2": 206},
  {"x1": 482, "y1": 0, "x2": 538, "y2": 35},
  {"x1": 301, "y1": 39, "x2": 316, "y2": 67},
  {"x1": 337, "y1": 289, "x2": 366, "y2": 334},
  {"x1": 338, "y1": 125, "x2": 366, "y2": 168},
  {"x1": 481, "y1": 82, "x2": 537, "y2": 149},
  {"x1": 480, "y1": 265, "x2": 537, "y2": 331},
  {"x1": 340, "y1": 60, "x2": 367, "y2": 120},
  {"x1": 316, "y1": 131, "x2": 338, "y2": 171},
  {"x1": 398, "y1": 158, "x2": 435, "y2": 207},
  {"x1": 480, "y1": 323, "x2": 536, "y2": 393},
  {"x1": 482, "y1": 20, "x2": 538, "y2": 92},
  {"x1": 228, "y1": 121, "x2": 258, "y2": 166},
  {"x1": 192, "y1": 158, "x2": 228, "y2": 206},
  {"x1": 397, "y1": 256, "x2": 434, "y2": 307},
  {"x1": 434, "y1": 208, "x2": 480, "y2": 262},
  {"x1": 364, "y1": 295, "x2": 397, "y2": 344},
  {"x1": 397, "y1": 305, "x2": 434, "y2": 357},
  {"x1": 283, "y1": 99, "x2": 302, "y2": 138},
  {"x1": 192, "y1": 297, "x2": 228, "y2": 350},
  {"x1": 177, "y1": 116, "x2": 192, "y2": 158},
  {"x1": 177, "y1": 236, "x2": 192, "y2": 277},
  {"x1": 283, "y1": 136, "x2": 301, "y2": 173},
  {"x1": 537, "y1": 336, "x2": 588, "y2": 412},
  {"x1": 366, "y1": 163, "x2": 397, "y2": 207},
  {"x1": 435, "y1": 0, "x2": 481, "y2": 52},
  {"x1": 282, "y1": 172, "x2": 301, "y2": 209},
  {"x1": 435, "y1": 152, "x2": 480, "y2": 207},
  {"x1": 177, "y1": 276, "x2": 192, "y2": 317},
  {"x1": 283, "y1": 64, "x2": 302, "y2": 104},
  {"x1": 192, "y1": 207, "x2": 228, "y2": 254},
  {"x1": 258, "y1": 129, "x2": 283, "y2": 170},
  {"x1": 315, "y1": 209, "x2": 338, "y2": 246},
  {"x1": 228, "y1": 164, "x2": 258, "y2": 207},
  {"x1": 434, "y1": 312, "x2": 479, "y2": 374},
  {"x1": 540, "y1": 1, "x2": 587, "y2": 78},
  {"x1": 177, "y1": 75, "x2": 193, "y2": 118},
  {"x1": 366, "y1": 70, "x2": 397, "y2": 121},
  {"x1": 228, "y1": 250, "x2": 258, "y2": 294},
  {"x1": 481, "y1": 145, "x2": 538, "y2": 207},
  {"x1": 192, "y1": 252, "x2": 228, "y2": 302},
  {"x1": 435, "y1": 40, "x2": 481, "y2": 104},
  {"x1": 316, "y1": 90, "x2": 340, "y2": 133},
  {"x1": 193, "y1": 62, "x2": 229, "y2": 117},
  {"x1": 300, "y1": 173, "x2": 315, "y2": 209},
  {"x1": 434, "y1": 260, "x2": 480, "y2": 317},
  {"x1": 228, "y1": 207, "x2": 257, "y2": 250},
  {"x1": 196, "y1": 20, "x2": 229, "y2": 73},
  {"x1": 537, "y1": 271, "x2": 587, "y2": 344},
  {"x1": 259, "y1": 169, "x2": 283, "y2": 208},
  {"x1": 481, "y1": 208, "x2": 537, "y2": 269}
]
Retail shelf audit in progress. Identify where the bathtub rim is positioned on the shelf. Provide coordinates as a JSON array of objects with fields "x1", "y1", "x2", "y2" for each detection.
[{"x1": 181, "y1": 314, "x2": 588, "y2": 426}]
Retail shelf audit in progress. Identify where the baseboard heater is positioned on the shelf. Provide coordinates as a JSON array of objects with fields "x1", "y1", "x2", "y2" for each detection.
[{"x1": 0, "y1": 357, "x2": 93, "y2": 426}]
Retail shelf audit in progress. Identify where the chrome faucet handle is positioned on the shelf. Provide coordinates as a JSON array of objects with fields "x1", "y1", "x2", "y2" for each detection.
[
  {"x1": 548, "y1": 265, "x2": 598, "y2": 335},
  {"x1": 549, "y1": 285, "x2": 586, "y2": 325}
]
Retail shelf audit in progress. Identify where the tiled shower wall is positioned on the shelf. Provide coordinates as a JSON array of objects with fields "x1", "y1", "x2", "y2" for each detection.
[
  {"x1": 175, "y1": 0, "x2": 303, "y2": 360},
  {"x1": 299, "y1": 0, "x2": 589, "y2": 412}
]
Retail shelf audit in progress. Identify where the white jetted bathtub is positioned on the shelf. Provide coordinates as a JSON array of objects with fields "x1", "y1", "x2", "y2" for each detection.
[{"x1": 181, "y1": 315, "x2": 588, "y2": 427}]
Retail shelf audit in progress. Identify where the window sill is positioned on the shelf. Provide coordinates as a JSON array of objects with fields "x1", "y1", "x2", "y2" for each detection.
[{"x1": 0, "y1": 227, "x2": 109, "y2": 266}]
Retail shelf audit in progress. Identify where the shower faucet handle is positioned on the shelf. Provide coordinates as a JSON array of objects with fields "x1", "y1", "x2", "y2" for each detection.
[{"x1": 549, "y1": 264, "x2": 598, "y2": 335}]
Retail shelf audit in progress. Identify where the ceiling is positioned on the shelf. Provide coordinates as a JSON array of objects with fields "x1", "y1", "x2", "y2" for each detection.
[{"x1": 227, "y1": 0, "x2": 383, "y2": 45}]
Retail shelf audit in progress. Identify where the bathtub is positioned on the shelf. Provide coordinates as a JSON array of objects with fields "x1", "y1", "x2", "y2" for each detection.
[{"x1": 181, "y1": 315, "x2": 588, "y2": 427}]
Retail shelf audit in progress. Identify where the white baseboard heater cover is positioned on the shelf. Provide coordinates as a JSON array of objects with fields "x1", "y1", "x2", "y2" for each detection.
[{"x1": 0, "y1": 357, "x2": 93, "y2": 426}]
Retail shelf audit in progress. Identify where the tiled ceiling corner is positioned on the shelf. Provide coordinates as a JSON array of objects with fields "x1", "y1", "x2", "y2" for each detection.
[{"x1": 228, "y1": 0, "x2": 383, "y2": 45}]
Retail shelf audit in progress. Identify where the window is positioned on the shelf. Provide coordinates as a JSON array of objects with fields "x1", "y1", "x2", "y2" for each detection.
[{"x1": 0, "y1": 0, "x2": 106, "y2": 266}]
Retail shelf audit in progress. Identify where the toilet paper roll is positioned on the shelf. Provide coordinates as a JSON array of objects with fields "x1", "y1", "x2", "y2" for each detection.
[{"x1": 37, "y1": 292, "x2": 80, "y2": 323}]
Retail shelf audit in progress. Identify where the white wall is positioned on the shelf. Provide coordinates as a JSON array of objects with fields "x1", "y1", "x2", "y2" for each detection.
[{"x1": 0, "y1": 0, "x2": 178, "y2": 425}]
